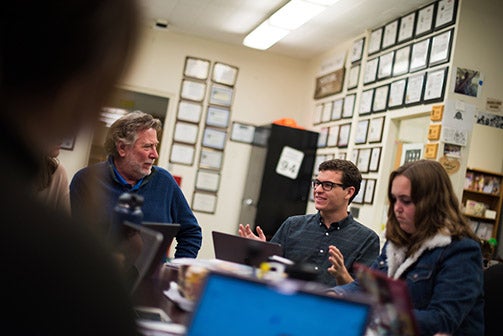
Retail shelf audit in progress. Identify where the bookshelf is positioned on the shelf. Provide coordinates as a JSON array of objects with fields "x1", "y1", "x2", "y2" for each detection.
[{"x1": 462, "y1": 168, "x2": 503, "y2": 241}]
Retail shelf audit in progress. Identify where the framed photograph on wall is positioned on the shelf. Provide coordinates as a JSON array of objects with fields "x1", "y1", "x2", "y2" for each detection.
[
  {"x1": 183, "y1": 56, "x2": 210, "y2": 80},
  {"x1": 359, "y1": 89, "x2": 374, "y2": 116},
  {"x1": 180, "y1": 79, "x2": 206, "y2": 102},
  {"x1": 195, "y1": 169, "x2": 221, "y2": 192},
  {"x1": 314, "y1": 68, "x2": 345, "y2": 99},
  {"x1": 209, "y1": 83, "x2": 234, "y2": 106},
  {"x1": 353, "y1": 179, "x2": 366, "y2": 204},
  {"x1": 409, "y1": 38, "x2": 430, "y2": 73},
  {"x1": 192, "y1": 191, "x2": 217, "y2": 214},
  {"x1": 199, "y1": 147, "x2": 224, "y2": 170},
  {"x1": 205, "y1": 105, "x2": 230, "y2": 128},
  {"x1": 388, "y1": 78, "x2": 407, "y2": 109},
  {"x1": 405, "y1": 72, "x2": 425, "y2": 106},
  {"x1": 429, "y1": 29, "x2": 453, "y2": 67},
  {"x1": 392, "y1": 45, "x2": 411, "y2": 77},
  {"x1": 363, "y1": 57, "x2": 379, "y2": 85},
  {"x1": 212, "y1": 62, "x2": 238, "y2": 86},
  {"x1": 368, "y1": 116, "x2": 385, "y2": 143},
  {"x1": 357, "y1": 148, "x2": 372, "y2": 173},
  {"x1": 435, "y1": 0, "x2": 458, "y2": 30},
  {"x1": 398, "y1": 11, "x2": 416, "y2": 44},
  {"x1": 415, "y1": 2, "x2": 436, "y2": 38},
  {"x1": 351, "y1": 37, "x2": 365, "y2": 63},
  {"x1": 177, "y1": 100, "x2": 202, "y2": 123},
  {"x1": 369, "y1": 147, "x2": 382, "y2": 172},
  {"x1": 342, "y1": 94, "x2": 356, "y2": 119},
  {"x1": 377, "y1": 51, "x2": 394, "y2": 80},
  {"x1": 423, "y1": 67, "x2": 448, "y2": 103},
  {"x1": 364, "y1": 179, "x2": 377, "y2": 204},
  {"x1": 337, "y1": 123, "x2": 351, "y2": 148},
  {"x1": 382, "y1": 19, "x2": 398, "y2": 50},
  {"x1": 61, "y1": 137, "x2": 75, "y2": 151},
  {"x1": 355, "y1": 119, "x2": 370, "y2": 144},
  {"x1": 372, "y1": 85, "x2": 389, "y2": 113},
  {"x1": 368, "y1": 27, "x2": 383, "y2": 55},
  {"x1": 170, "y1": 142, "x2": 195, "y2": 166},
  {"x1": 331, "y1": 98, "x2": 344, "y2": 120},
  {"x1": 202, "y1": 127, "x2": 227, "y2": 150},
  {"x1": 347, "y1": 64, "x2": 361, "y2": 90}
]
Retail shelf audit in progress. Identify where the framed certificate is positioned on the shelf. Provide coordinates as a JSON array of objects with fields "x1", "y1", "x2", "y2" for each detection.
[
  {"x1": 372, "y1": 85, "x2": 389, "y2": 113},
  {"x1": 382, "y1": 20, "x2": 398, "y2": 50},
  {"x1": 202, "y1": 127, "x2": 227, "y2": 150},
  {"x1": 353, "y1": 179, "x2": 365, "y2": 204},
  {"x1": 195, "y1": 170, "x2": 220, "y2": 192},
  {"x1": 359, "y1": 89, "x2": 374, "y2": 116},
  {"x1": 405, "y1": 73, "x2": 425, "y2": 106},
  {"x1": 173, "y1": 121, "x2": 199, "y2": 144},
  {"x1": 398, "y1": 11, "x2": 416, "y2": 44},
  {"x1": 183, "y1": 57, "x2": 210, "y2": 80},
  {"x1": 342, "y1": 94, "x2": 356, "y2": 119},
  {"x1": 331, "y1": 98, "x2": 344, "y2": 120},
  {"x1": 347, "y1": 64, "x2": 361, "y2": 90},
  {"x1": 377, "y1": 51, "x2": 394, "y2": 80},
  {"x1": 199, "y1": 147, "x2": 223, "y2": 170},
  {"x1": 364, "y1": 179, "x2": 377, "y2": 204},
  {"x1": 169, "y1": 142, "x2": 195, "y2": 166},
  {"x1": 327, "y1": 125, "x2": 340, "y2": 147},
  {"x1": 409, "y1": 39, "x2": 430, "y2": 73},
  {"x1": 392, "y1": 45, "x2": 411, "y2": 77},
  {"x1": 209, "y1": 84, "x2": 234, "y2": 106},
  {"x1": 212, "y1": 62, "x2": 238, "y2": 86},
  {"x1": 230, "y1": 122, "x2": 255, "y2": 144},
  {"x1": 415, "y1": 3, "x2": 436, "y2": 38},
  {"x1": 313, "y1": 104, "x2": 323, "y2": 125},
  {"x1": 423, "y1": 67, "x2": 448, "y2": 103},
  {"x1": 369, "y1": 147, "x2": 382, "y2": 172},
  {"x1": 363, "y1": 57, "x2": 379, "y2": 85},
  {"x1": 368, "y1": 27, "x2": 383, "y2": 55},
  {"x1": 317, "y1": 127, "x2": 328, "y2": 148},
  {"x1": 206, "y1": 105, "x2": 230, "y2": 128},
  {"x1": 355, "y1": 119, "x2": 370, "y2": 144},
  {"x1": 357, "y1": 148, "x2": 371, "y2": 173},
  {"x1": 351, "y1": 37, "x2": 365, "y2": 63},
  {"x1": 192, "y1": 191, "x2": 217, "y2": 214},
  {"x1": 177, "y1": 100, "x2": 202, "y2": 123},
  {"x1": 337, "y1": 123, "x2": 351, "y2": 148},
  {"x1": 350, "y1": 149, "x2": 358, "y2": 164},
  {"x1": 388, "y1": 78, "x2": 407, "y2": 109},
  {"x1": 368, "y1": 116, "x2": 385, "y2": 143},
  {"x1": 180, "y1": 79, "x2": 206, "y2": 102},
  {"x1": 321, "y1": 101, "x2": 332, "y2": 123},
  {"x1": 435, "y1": 0, "x2": 458, "y2": 30},
  {"x1": 429, "y1": 29, "x2": 453, "y2": 67}
]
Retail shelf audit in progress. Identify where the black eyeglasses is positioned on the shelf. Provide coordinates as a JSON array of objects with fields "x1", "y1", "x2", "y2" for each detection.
[{"x1": 312, "y1": 179, "x2": 345, "y2": 191}]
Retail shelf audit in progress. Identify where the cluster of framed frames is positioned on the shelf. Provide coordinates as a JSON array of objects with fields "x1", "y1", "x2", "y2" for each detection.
[
  {"x1": 169, "y1": 56, "x2": 239, "y2": 214},
  {"x1": 313, "y1": 94, "x2": 356, "y2": 124},
  {"x1": 352, "y1": 178, "x2": 378, "y2": 205}
]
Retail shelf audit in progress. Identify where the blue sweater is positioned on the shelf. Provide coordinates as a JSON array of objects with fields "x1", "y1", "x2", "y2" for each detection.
[{"x1": 70, "y1": 157, "x2": 202, "y2": 258}]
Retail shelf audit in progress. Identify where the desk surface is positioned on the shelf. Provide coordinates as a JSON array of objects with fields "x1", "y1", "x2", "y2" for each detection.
[{"x1": 133, "y1": 264, "x2": 190, "y2": 325}]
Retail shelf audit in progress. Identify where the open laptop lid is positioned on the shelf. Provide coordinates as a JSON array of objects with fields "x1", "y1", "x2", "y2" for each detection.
[
  {"x1": 212, "y1": 230, "x2": 283, "y2": 267},
  {"x1": 115, "y1": 221, "x2": 163, "y2": 294},
  {"x1": 354, "y1": 263, "x2": 419, "y2": 336},
  {"x1": 186, "y1": 271, "x2": 371, "y2": 336},
  {"x1": 141, "y1": 222, "x2": 180, "y2": 276}
]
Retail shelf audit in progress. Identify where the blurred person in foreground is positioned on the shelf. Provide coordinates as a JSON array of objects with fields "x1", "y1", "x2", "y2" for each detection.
[
  {"x1": 0, "y1": 0, "x2": 142, "y2": 335},
  {"x1": 330, "y1": 160, "x2": 484, "y2": 335}
]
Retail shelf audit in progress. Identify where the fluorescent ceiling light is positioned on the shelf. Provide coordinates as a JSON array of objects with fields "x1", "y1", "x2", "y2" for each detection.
[{"x1": 243, "y1": 0, "x2": 341, "y2": 50}]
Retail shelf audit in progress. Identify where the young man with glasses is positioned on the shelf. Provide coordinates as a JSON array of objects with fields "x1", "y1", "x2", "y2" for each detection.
[{"x1": 239, "y1": 159, "x2": 379, "y2": 287}]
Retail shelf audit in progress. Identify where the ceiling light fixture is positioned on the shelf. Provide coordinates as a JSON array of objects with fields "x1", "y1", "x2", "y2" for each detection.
[{"x1": 243, "y1": 0, "x2": 341, "y2": 50}]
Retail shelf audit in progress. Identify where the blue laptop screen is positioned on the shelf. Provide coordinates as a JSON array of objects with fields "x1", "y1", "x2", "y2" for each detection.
[{"x1": 187, "y1": 272, "x2": 370, "y2": 336}]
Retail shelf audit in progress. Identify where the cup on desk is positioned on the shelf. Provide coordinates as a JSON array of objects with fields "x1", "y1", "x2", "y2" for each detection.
[{"x1": 175, "y1": 259, "x2": 210, "y2": 301}]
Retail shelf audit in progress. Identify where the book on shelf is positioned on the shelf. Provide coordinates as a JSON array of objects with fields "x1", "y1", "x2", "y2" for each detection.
[{"x1": 464, "y1": 199, "x2": 487, "y2": 217}]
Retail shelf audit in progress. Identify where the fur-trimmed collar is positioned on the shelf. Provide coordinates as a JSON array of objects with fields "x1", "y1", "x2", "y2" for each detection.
[{"x1": 386, "y1": 233, "x2": 451, "y2": 279}]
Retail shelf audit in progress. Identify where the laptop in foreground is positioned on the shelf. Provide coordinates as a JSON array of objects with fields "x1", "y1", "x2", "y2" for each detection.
[
  {"x1": 212, "y1": 230, "x2": 283, "y2": 267},
  {"x1": 141, "y1": 222, "x2": 180, "y2": 276}
]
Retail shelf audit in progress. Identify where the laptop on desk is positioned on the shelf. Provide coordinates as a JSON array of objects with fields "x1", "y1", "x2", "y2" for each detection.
[
  {"x1": 212, "y1": 230, "x2": 283, "y2": 267},
  {"x1": 141, "y1": 222, "x2": 180, "y2": 276},
  {"x1": 186, "y1": 271, "x2": 371, "y2": 336}
]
